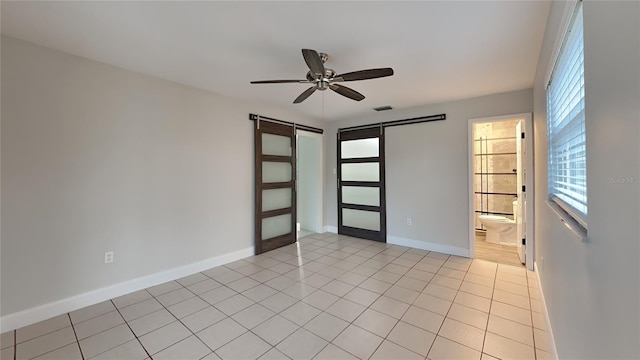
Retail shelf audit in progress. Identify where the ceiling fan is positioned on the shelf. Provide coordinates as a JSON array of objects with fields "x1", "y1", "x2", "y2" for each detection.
[{"x1": 250, "y1": 49, "x2": 394, "y2": 104}]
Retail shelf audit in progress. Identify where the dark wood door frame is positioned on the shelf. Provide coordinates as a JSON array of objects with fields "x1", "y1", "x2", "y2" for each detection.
[
  {"x1": 337, "y1": 127, "x2": 387, "y2": 242},
  {"x1": 255, "y1": 120, "x2": 297, "y2": 254}
]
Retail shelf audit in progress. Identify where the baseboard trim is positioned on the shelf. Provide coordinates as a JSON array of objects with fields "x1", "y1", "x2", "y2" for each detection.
[
  {"x1": 534, "y1": 262, "x2": 559, "y2": 360},
  {"x1": 0, "y1": 246, "x2": 254, "y2": 332},
  {"x1": 326, "y1": 226, "x2": 338, "y2": 234},
  {"x1": 387, "y1": 236, "x2": 470, "y2": 257}
]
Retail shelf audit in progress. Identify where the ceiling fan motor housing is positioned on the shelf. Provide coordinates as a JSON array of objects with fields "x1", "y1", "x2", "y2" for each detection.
[{"x1": 306, "y1": 68, "x2": 337, "y2": 90}]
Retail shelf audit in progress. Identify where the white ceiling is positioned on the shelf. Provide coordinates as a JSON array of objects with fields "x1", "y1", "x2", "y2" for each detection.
[{"x1": 1, "y1": 1, "x2": 550, "y2": 121}]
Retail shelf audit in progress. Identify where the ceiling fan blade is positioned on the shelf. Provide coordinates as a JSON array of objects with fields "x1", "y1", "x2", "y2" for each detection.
[
  {"x1": 293, "y1": 86, "x2": 317, "y2": 104},
  {"x1": 334, "y1": 68, "x2": 394, "y2": 82},
  {"x1": 250, "y1": 79, "x2": 310, "y2": 84},
  {"x1": 302, "y1": 49, "x2": 325, "y2": 76},
  {"x1": 329, "y1": 84, "x2": 365, "y2": 101}
]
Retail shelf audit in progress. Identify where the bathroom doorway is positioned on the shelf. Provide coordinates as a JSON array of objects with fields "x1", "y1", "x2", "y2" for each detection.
[
  {"x1": 296, "y1": 130, "x2": 323, "y2": 239},
  {"x1": 468, "y1": 114, "x2": 533, "y2": 269}
]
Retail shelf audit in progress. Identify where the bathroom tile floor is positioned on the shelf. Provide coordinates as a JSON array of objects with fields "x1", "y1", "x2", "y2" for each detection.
[
  {"x1": 2, "y1": 233, "x2": 550, "y2": 360},
  {"x1": 475, "y1": 233, "x2": 524, "y2": 267}
]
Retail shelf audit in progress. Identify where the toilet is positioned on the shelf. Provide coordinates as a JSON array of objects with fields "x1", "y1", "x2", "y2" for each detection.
[{"x1": 479, "y1": 200, "x2": 518, "y2": 245}]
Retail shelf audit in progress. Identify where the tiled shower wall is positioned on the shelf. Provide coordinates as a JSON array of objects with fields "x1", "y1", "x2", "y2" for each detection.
[{"x1": 474, "y1": 120, "x2": 519, "y2": 230}]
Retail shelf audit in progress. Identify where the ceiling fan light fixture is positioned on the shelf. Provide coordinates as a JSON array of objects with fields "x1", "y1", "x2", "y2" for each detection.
[{"x1": 250, "y1": 49, "x2": 394, "y2": 103}]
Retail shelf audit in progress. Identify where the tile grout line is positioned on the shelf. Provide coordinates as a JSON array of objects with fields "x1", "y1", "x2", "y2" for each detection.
[
  {"x1": 68, "y1": 313, "x2": 85, "y2": 360},
  {"x1": 424, "y1": 253, "x2": 466, "y2": 358},
  {"x1": 289, "y1": 240, "x2": 395, "y2": 357},
  {"x1": 192, "y1": 247, "x2": 319, "y2": 354},
  {"x1": 398, "y1": 253, "x2": 482, "y2": 355},
  {"x1": 311, "y1": 242, "x2": 459, "y2": 358},
  {"x1": 196, "y1": 265, "x2": 308, "y2": 354},
  {"x1": 528, "y1": 271, "x2": 540, "y2": 359},
  {"x1": 307, "y1": 242, "x2": 412, "y2": 358},
  {"x1": 109, "y1": 299, "x2": 153, "y2": 360},
  {"x1": 432, "y1": 257, "x2": 484, "y2": 355},
  {"x1": 143, "y1": 247, "x2": 315, "y2": 358},
  {"x1": 13, "y1": 235, "x2": 530, "y2": 360},
  {"x1": 163, "y1": 238, "x2": 343, "y2": 356},
  {"x1": 378, "y1": 247, "x2": 472, "y2": 358},
  {"x1": 243, "y1": 241, "x2": 477, "y2": 354},
  {"x1": 13, "y1": 318, "x2": 80, "y2": 360},
  {"x1": 261, "y1": 236, "x2": 418, "y2": 358},
  {"x1": 267, "y1": 238, "x2": 398, "y2": 358},
  {"x1": 487, "y1": 265, "x2": 540, "y2": 355},
  {"x1": 309, "y1": 241, "x2": 418, "y2": 359},
  {"x1": 143, "y1": 281, "x2": 234, "y2": 357},
  {"x1": 480, "y1": 260, "x2": 499, "y2": 357},
  {"x1": 150, "y1": 279, "x2": 262, "y2": 358},
  {"x1": 232, "y1": 235, "x2": 356, "y2": 357}
]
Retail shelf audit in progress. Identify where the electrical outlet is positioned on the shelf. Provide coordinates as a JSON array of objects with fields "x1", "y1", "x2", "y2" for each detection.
[
  {"x1": 407, "y1": 218, "x2": 412, "y2": 226},
  {"x1": 104, "y1": 251, "x2": 114, "y2": 264}
]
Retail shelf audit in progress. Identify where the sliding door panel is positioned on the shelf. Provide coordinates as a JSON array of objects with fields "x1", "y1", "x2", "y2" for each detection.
[
  {"x1": 338, "y1": 127, "x2": 386, "y2": 242},
  {"x1": 255, "y1": 121, "x2": 296, "y2": 254}
]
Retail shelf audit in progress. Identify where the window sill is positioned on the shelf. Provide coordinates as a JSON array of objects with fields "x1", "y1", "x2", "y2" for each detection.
[{"x1": 546, "y1": 201, "x2": 588, "y2": 242}]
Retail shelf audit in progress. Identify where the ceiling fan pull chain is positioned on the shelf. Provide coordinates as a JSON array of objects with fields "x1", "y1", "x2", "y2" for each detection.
[{"x1": 322, "y1": 92, "x2": 325, "y2": 121}]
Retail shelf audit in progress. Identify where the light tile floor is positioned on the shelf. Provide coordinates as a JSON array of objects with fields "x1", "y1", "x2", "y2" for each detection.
[
  {"x1": 2, "y1": 234, "x2": 551, "y2": 360},
  {"x1": 297, "y1": 230, "x2": 314, "y2": 240},
  {"x1": 474, "y1": 233, "x2": 524, "y2": 267}
]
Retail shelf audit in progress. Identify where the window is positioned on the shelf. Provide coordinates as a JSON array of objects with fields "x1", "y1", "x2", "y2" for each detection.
[{"x1": 547, "y1": 1, "x2": 587, "y2": 228}]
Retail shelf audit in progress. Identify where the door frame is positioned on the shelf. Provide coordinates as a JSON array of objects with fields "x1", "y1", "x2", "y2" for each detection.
[
  {"x1": 468, "y1": 113, "x2": 534, "y2": 270},
  {"x1": 296, "y1": 129, "x2": 324, "y2": 235},
  {"x1": 254, "y1": 120, "x2": 297, "y2": 255},
  {"x1": 337, "y1": 126, "x2": 386, "y2": 242}
]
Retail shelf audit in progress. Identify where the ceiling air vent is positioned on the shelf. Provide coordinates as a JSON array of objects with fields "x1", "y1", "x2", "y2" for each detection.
[{"x1": 373, "y1": 105, "x2": 393, "y2": 111}]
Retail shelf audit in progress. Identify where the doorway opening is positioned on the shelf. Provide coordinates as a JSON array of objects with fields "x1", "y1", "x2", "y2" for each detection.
[
  {"x1": 252, "y1": 113, "x2": 323, "y2": 255},
  {"x1": 296, "y1": 130, "x2": 323, "y2": 239},
  {"x1": 468, "y1": 114, "x2": 534, "y2": 269}
]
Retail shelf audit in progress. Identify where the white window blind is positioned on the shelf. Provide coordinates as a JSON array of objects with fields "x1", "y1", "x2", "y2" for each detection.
[{"x1": 547, "y1": 2, "x2": 587, "y2": 227}]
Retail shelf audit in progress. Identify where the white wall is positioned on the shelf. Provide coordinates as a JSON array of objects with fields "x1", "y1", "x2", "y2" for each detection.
[
  {"x1": 532, "y1": 1, "x2": 640, "y2": 358},
  {"x1": 297, "y1": 134, "x2": 320, "y2": 232},
  {"x1": 325, "y1": 89, "x2": 533, "y2": 254},
  {"x1": 0, "y1": 36, "x2": 323, "y2": 320}
]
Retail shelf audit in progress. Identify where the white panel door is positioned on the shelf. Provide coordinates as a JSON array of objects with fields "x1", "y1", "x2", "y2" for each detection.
[{"x1": 516, "y1": 121, "x2": 525, "y2": 264}]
